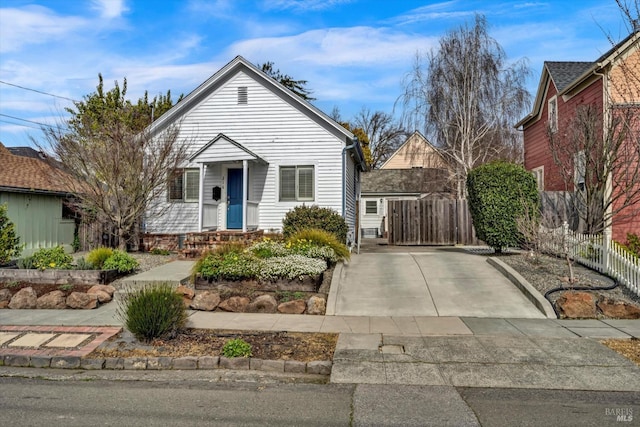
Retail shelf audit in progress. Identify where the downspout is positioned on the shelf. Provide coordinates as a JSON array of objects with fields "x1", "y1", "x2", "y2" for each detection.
[{"x1": 342, "y1": 139, "x2": 357, "y2": 246}]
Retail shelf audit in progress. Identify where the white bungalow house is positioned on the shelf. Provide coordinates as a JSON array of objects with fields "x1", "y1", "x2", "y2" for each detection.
[{"x1": 143, "y1": 56, "x2": 365, "y2": 249}]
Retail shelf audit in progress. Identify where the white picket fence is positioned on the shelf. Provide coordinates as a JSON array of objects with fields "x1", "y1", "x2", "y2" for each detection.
[{"x1": 541, "y1": 223, "x2": 639, "y2": 296}]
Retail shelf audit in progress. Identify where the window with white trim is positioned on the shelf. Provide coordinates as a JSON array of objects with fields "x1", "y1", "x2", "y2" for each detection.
[
  {"x1": 574, "y1": 151, "x2": 586, "y2": 192},
  {"x1": 168, "y1": 168, "x2": 200, "y2": 202},
  {"x1": 532, "y1": 166, "x2": 544, "y2": 191},
  {"x1": 279, "y1": 165, "x2": 314, "y2": 201},
  {"x1": 365, "y1": 200, "x2": 378, "y2": 215},
  {"x1": 548, "y1": 95, "x2": 558, "y2": 133}
]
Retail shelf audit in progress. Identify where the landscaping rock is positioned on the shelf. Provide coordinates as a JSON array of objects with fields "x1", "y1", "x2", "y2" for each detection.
[
  {"x1": 597, "y1": 298, "x2": 640, "y2": 319},
  {"x1": 8, "y1": 287, "x2": 37, "y2": 309},
  {"x1": 66, "y1": 292, "x2": 99, "y2": 309},
  {"x1": 36, "y1": 290, "x2": 67, "y2": 309},
  {"x1": 87, "y1": 284, "x2": 116, "y2": 297},
  {"x1": 88, "y1": 290, "x2": 112, "y2": 303},
  {"x1": 190, "y1": 291, "x2": 220, "y2": 311},
  {"x1": 306, "y1": 296, "x2": 326, "y2": 315},
  {"x1": 218, "y1": 296, "x2": 251, "y2": 312},
  {"x1": 556, "y1": 291, "x2": 597, "y2": 318},
  {"x1": 246, "y1": 294, "x2": 278, "y2": 313},
  {"x1": 277, "y1": 299, "x2": 306, "y2": 314},
  {"x1": 176, "y1": 285, "x2": 195, "y2": 299},
  {"x1": 0, "y1": 288, "x2": 12, "y2": 308}
]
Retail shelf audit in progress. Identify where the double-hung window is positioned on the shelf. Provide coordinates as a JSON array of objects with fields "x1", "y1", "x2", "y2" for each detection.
[
  {"x1": 168, "y1": 169, "x2": 200, "y2": 202},
  {"x1": 279, "y1": 165, "x2": 314, "y2": 202}
]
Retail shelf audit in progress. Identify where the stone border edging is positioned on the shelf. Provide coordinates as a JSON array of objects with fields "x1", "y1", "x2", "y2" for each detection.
[
  {"x1": 487, "y1": 257, "x2": 557, "y2": 319},
  {"x1": 0, "y1": 353, "x2": 332, "y2": 375},
  {"x1": 324, "y1": 261, "x2": 343, "y2": 316}
]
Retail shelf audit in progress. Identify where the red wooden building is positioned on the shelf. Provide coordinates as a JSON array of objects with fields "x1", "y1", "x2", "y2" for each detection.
[{"x1": 516, "y1": 31, "x2": 639, "y2": 242}]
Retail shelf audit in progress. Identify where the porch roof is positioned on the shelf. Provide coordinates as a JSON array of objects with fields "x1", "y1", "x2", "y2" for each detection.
[{"x1": 189, "y1": 133, "x2": 267, "y2": 164}]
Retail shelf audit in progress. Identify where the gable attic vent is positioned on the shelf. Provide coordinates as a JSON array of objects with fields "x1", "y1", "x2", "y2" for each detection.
[{"x1": 237, "y1": 86, "x2": 248, "y2": 105}]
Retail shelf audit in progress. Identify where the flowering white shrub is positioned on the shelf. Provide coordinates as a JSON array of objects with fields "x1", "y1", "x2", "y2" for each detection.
[{"x1": 258, "y1": 255, "x2": 327, "y2": 281}]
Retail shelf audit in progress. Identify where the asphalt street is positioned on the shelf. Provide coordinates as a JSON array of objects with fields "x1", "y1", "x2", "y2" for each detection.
[{"x1": 0, "y1": 371, "x2": 637, "y2": 426}]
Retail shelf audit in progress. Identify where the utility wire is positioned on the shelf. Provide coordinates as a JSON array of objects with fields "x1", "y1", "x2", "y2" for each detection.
[
  {"x1": 0, "y1": 113, "x2": 67, "y2": 131},
  {"x1": 0, "y1": 80, "x2": 79, "y2": 102}
]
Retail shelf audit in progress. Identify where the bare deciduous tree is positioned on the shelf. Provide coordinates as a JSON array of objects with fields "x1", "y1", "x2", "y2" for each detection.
[
  {"x1": 38, "y1": 76, "x2": 189, "y2": 250},
  {"x1": 399, "y1": 14, "x2": 531, "y2": 197},
  {"x1": 352, "y1": 108, "x2": 407, "y2": 169}
]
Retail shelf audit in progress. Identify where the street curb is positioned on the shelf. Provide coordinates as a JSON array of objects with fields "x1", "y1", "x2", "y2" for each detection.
[
  {"x1": 325, "y1": 261, "x2": 343, "y2": 316},
  {"x1": 0, "y1": 353, "x2": 332, "y2": 375},
  {"x1": 487, "y1": 257, "x2": 557, "y2": 319}
]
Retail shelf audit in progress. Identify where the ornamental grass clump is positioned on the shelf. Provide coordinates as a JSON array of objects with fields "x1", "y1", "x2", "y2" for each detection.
[
  {"x1": 286, "y1": 228, "x2": 350, "y2": 263},
  {"x1": 86, "y1": 247, "x2": 114, "y2": 269},
  {"x1": 116, "y1": 283, "x2": 187, "y2": 342}
]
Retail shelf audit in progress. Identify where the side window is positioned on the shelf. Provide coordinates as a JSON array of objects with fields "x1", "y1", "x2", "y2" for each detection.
[
  {"x1": 548, "y1": 96, "x2": 558, "y2": 133},
  {"x1": 168, "y1": 169, "x2": 200, "y2": 202},
  {"x1": 279, "y1": 166, "x2": 314, "y2": 202},
  {"x1": 532, "y1": 166, "x2": 544, "y2": 191},
  {"x1": 365, "y1": 200, "x2": 378, "y2": 215}
]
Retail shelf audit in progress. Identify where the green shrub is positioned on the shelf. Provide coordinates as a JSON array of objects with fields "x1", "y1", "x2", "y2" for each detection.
[
  {"x1": 103, "y1": 250, "x2": 139, "y2": 273},
  {"x1": 248, "y1": 238, "x2": 290, "y2": 258},
  {"x1": 286, "y1": 228, "x2": 350, "y2": 262},
  {"x1": 258, "y1": 254, "x2": 327, "y2": 281},
  {"x1": 192, "y1": 243, "x2": 255, "y2": 281},
  {"x1": 31, "y1": 246, "x2": 73, "y2": 270},
  {"x1": 623, "y1": 233, "x2": 640, "y2": 258},
  {"x1": 86, "y1": 247, "x2": 113, "y2": 269},
  {"x1": 0, "y1": 203, "x2": 21, "y2": 265},
  {"x1": 150, "y1": 248, "x2": 171, "y2": 255},
  {"x1": 116, "y1": 283, "x2": 187, "y2": 342},
  {"x1": 282, "y1": 205, "x2": 348, "y2": 243},
  {"x1": 467, "y1": 161, "x2": 539, "y2": 253},
  {"x1": 221, "y1": 338, "x2": 252, "y2": 358}
]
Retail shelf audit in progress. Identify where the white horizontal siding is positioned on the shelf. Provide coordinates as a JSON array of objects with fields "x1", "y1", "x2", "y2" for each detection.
[{"x1": 148, "y1": 71, "x2": 348, "y2": 234}]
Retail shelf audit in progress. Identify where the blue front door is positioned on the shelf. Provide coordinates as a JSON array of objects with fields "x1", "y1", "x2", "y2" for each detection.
[{"x1": 227, "y1": 169, "x2": 243, "y2": 229}]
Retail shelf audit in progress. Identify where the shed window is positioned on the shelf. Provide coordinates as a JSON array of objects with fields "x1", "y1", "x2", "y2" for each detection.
[
  {"x1": 238, "y1": 86, "x2": 248, "y2": 105},
  {"x1": 532, "y1": 166, "x2": 544, "y2": 191},
  {"x1": 279, "y1": 166, "x2": 314, "y2": 201},
  {"x1": 365, "y1": 200, "x2": 378, "y2": 215}
]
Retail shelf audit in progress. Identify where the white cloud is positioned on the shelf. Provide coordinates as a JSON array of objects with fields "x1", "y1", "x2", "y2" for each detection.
[
  {"x1": 264, "y1": 0, "x2": 355, "y2": 12},
  {"x1": 0, "y1": 5, "x2": 86, "y2": 53},
  {"x1": 229, "y1": 26, "x2": 437, "y2": 67},
  {"x1": 91, "y1": 0, "x2": 129, "y2": 19}
]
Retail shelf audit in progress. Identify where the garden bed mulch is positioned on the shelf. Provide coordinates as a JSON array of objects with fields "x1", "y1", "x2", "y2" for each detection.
[
  {"x1": 86, "y1": 329, "x2": 338, "y2": 363},
  {"x1": 495, "y1": 251, "x2": 640, "y2": 312}
]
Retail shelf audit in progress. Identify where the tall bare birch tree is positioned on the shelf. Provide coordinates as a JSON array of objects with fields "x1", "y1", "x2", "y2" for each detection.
[
  {"x1": 399, "y1": 15, "x2": 530, "y2": 197},
  {"x1": 39, "y1": 75, "x2": 188, "y2": 250}
]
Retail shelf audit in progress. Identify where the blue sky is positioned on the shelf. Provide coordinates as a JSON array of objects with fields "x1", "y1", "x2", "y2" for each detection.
[{"x1": 0, "y1": 0, "x2": 632, "y2": 147}]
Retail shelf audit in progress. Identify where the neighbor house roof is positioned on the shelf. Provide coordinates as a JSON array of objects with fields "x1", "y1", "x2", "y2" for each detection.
[
  {"x1": 516, "y1": 30, "x2": 639, "y2": 129},
  {"x1": 361, "y1": 168, "x2": 451, "y2": 196},
  {"x1": 0, "y1": 142, "x2": 72, "y2": 195}
]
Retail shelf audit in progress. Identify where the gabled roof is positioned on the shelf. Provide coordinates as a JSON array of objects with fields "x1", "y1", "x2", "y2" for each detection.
[
  {"x1": 380, "y1": 131, "x2": 446, "y2": 170},
  {"x1": 361, "y1": 168, "x2": 451, "y2": 195},
  {"x1": 516, "y1": 30, "x2": 639, "y2": 129},
  {"x1": 0, "y1": 143, "x2": 72, "y2": 195},
  {"x1": 545, "y1": 61, "x2": 594, "y2": 93},
  {"x1": 148, "y1": 55, "x2": 356, "y2": 145},
  {"x1": 189, "y1": 133, "x2": 267, "y2": 164}
]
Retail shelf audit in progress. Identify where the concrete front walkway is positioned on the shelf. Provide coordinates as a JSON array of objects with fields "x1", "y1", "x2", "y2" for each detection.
[{"x1": 327, "y1": 248, "x2": 546, "y2": 318}]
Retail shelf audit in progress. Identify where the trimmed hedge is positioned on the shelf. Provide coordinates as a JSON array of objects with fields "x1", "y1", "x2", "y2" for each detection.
[
  {"x1": 282, "y1": 205, "x2": 348, "y2": 243},
  {"x1": 467, "y1": 161, "x2": 539, "y2": 252}
]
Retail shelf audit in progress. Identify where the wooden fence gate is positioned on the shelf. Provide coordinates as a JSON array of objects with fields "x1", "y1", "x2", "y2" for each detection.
[{"x1": 387, "y1": 198, "x2": 479, "y2": 245}]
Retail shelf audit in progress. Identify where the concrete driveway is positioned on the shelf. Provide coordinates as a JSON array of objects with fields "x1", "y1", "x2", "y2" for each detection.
[{"x1": 327, "y1": 244, "x2": 546, "y2": 318}]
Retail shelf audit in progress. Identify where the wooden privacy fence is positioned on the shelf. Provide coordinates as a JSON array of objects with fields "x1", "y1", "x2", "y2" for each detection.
[{"x1": 387, "y1": 198, "x2": 479, "y2": 245}]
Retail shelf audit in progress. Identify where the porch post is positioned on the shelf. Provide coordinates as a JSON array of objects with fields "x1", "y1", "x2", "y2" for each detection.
[
  {"x1": 198, "y1": 163, "x2": 204, "y2": 232},
  {"x1": 242, "y1": 160, "x2": 248, "y2": 233}
]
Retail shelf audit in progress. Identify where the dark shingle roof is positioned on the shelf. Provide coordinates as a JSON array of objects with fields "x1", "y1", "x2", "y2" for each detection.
[
  {"x1": 545, "y1": 61, "x2": 594, "y2": 92},
  {"x1": 361, "y1": 168, "x2": 451, "y2": 195}
]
